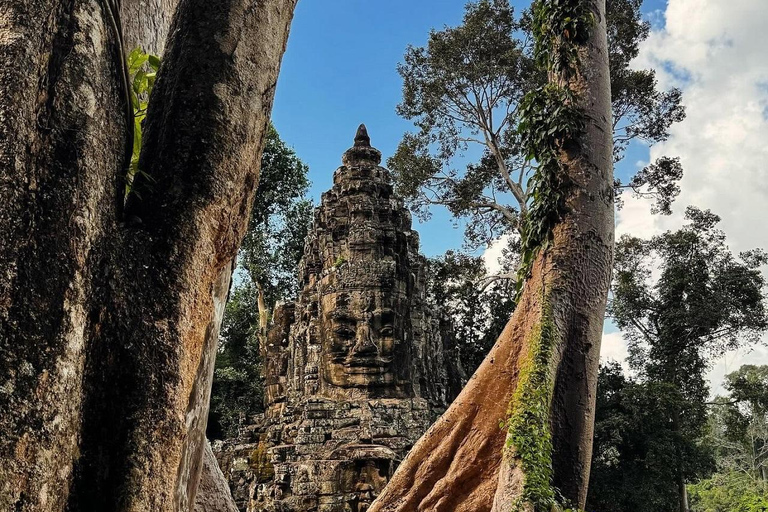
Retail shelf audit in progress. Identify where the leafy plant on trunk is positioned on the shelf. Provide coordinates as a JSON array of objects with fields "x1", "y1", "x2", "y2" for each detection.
[{"x1": 125, "y1": 47, "x2": 161, "y2": 198}]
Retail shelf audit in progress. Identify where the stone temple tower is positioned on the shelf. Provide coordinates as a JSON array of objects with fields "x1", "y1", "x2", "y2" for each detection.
[{"x1": 215, "y1": 126, "x2": 463, "y2": 512}]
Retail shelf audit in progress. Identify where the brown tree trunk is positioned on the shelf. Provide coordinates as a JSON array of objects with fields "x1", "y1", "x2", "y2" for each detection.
[
  {"x1": 120, "y1": 6, "x2": 239, "y2": 509},
  {"x1": 0, "y1": 0, "x2": 297, "y2": 511},
  {"x1": 678, "y1": 474, "x2": 690, "y2": 512},
  {"x1": 369, "y1": 1, "x2": 613, "y2": 511}
]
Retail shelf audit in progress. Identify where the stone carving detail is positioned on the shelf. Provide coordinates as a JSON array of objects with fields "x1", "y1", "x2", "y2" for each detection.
[{"x1": 215, "y1": 126, "x2": 463, "y2": 512}]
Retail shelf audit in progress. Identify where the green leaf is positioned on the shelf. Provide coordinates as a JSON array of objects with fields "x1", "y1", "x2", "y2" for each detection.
[{"x1": 148, "y1": 54, "x2": 161, "y2": 72}]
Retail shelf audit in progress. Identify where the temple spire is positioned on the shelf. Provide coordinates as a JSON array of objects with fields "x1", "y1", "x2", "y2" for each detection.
[
  {"x1": 354, "y1": 124, "x2": 371, "y2": 147},
  {"x1": 342, "y1": 123, "x2": 381, "y2": 167}
]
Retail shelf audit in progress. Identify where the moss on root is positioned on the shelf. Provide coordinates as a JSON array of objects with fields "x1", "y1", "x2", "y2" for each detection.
[
  {"x1": 501, "y1": 296, "x2": 557, "y2": 512},
  {"x1": 501, "y1": 295, "x2": 584, "y2": 512}
]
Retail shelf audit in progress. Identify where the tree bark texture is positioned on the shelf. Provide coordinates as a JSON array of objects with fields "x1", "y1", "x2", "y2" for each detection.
[
  {"x1": 194, "y1": 441, "x2": 239, "y2": 512},
  {"x1": 124, "y1": 4, "x2": 240, "y2": 510},
  {"x1": 122, "y1": 0, "x2": 181, "y2": 55},
  {"x1": 0, "y1": 0, "x2": 297, "y2": 511},
  {"x1": 369, "y1": 1, "x2": 613, "y2": 510}
]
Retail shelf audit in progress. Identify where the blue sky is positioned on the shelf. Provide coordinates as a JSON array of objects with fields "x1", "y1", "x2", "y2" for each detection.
[{"x1": 271, "y1": 0, "x2": 667, "y2": 258}]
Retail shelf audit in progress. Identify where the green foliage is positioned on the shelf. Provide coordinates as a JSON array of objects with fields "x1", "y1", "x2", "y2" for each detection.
[
  {"x1": 389, "y1": 0, "x2": 685, "y2": 260},
  {"x1": 208, "y1": 285, "x2": 263, "y2": 439},
  {"x1": 531, "y1": 0, "x2": 594, "y2": 76},
  {"x1": 388, "y1": 0, "x2": 533, "y2": 248},
  {"x1": 514, "y1": 82, "x2": 582, "y2": 297},
  {"x1": 709, "y1": 366, "x2": 768, "y2": 486},
  {"x1": 207, "y1": 126, "x2": 312, "y2": 439},
  {"x1": 610, "y1": 207, "x2": 768, "y2": 370},
  {"x1": 608, "y1": 0, "x2": 686, "y2": 213},
  {"x1": 685, "y1": 366, "x2": 768, "y2": 512},
  {"x1": 688, "y1": 471, "x2": 768, "y2": 512},
  {"x1": 587, "y1": 363, "x2": 716, "y2": 512},
  {"x1": 502, "y1": 298, "x2": 558, "y2": 511},
  {"x1": 424, "y1": 250, "x2": 516, "y2": 375},
  {"x1": 591, "y1": 211, "x2": 768, "y2": 511},
  {"x1": 239, "y1": 124, "x2": 313, "y2": 308},
  {"x1": 514, "y1": 0, "x2": 593, "y2": 299},
  {"x1": 125, "y1": 47, "x2": 160, "y2": 198}
]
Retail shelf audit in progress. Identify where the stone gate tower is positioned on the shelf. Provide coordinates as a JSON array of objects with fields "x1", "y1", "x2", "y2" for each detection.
[{"x1": 216, "y1": 126, "x2": 463, "y2": 512}]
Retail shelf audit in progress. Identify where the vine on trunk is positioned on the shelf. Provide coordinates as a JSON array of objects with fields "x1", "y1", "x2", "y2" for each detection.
[
  {"x1": 125, "y1": 47, "x2": 161, "y2": 198},
  {"x1": 500, "y1": 296, "x2": 558, "y2": 510},
  {"x1": 504, "y1": 1, "x2": 595, "y2": 511},
  {"x1": 514, "y1": 0, "x2": 595, "y2": 301}
]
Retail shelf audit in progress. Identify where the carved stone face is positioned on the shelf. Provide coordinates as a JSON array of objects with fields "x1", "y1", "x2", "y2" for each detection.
[{"x1": 319, "y1": 289, "x2": 410, "y2": 395}]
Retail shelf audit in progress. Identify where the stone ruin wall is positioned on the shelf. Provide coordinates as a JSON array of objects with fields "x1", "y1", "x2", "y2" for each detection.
[{"x1": 214, "y1": 126, "x2": 464, "y2": 512}]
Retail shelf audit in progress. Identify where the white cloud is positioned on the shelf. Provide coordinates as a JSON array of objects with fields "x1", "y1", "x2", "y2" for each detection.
[
  {"x1": 610, "y1": 0, "x2": 768, "y2": 394},
  {"x1": 600, "y1": 332, "x2": 631, "y2": 374},
  {"x1": 482, "y1": 234, "x2": 510, "y2": 275}
]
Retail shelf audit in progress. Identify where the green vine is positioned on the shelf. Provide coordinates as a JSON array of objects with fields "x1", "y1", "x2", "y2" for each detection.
[
  {"x1": 125, "y1": 47, "x2": 161, "y2": 199},
  {"x1": 514, "y1": 0, "x2": 595, "y2": 301},
  {"x1": 501, "y1": 295, "x2": 584, "y2": 512}
]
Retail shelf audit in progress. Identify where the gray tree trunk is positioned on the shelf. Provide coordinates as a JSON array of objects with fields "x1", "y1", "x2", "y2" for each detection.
[
  {"x1": 119, "y1": 6, "x2": 239, "y2": 509},
  {"x1": 0, "y1": 0, "x2": 297, "y2": 510},
  {"x1": 122, "y1": 0, "x2": 181, "y2": 55},
  {"x1": 194, "y1": 442, "x2": 239, "y2": 512}
]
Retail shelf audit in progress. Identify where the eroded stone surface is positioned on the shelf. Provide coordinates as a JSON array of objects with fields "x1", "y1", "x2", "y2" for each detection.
[{"x1": 214, "y1": 126, "x2": 463, "y2": 512}]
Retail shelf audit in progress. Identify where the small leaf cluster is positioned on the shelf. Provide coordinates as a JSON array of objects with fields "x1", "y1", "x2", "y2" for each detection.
[
  {"x1": 532, "y1": 0, "x2": 595, "y2": 78},
  {"x1": 514, "y1": 0, "x2": 593, "y2": 299},
  {"x1": 125, "y1": 47, "x2": 161, "y2": 198}
]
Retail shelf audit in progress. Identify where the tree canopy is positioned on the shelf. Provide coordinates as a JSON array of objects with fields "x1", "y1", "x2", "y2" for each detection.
[
  {"x1": 591, "y1": 207, "x2": 768, "y2": 511},
  {"x1": 389, "y1": 0, "x2": 685, "y2": 251},
  {"x1": 424, "y1": 251, "x2": 516, "y2": 375}
]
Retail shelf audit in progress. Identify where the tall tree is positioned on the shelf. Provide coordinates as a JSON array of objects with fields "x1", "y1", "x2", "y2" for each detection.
[
  {"x1": 0, "y1": 0, "x2": 297, "y2": 510},
  {"x1": 208, "y1": 125, "x2": 312, "y2": 439},
  {"x1": 715, "y1": 365, "x2": 768, "y2": 484},
  {"x1": 388, "y1": 0, "x2": 683, "y2": 255},
  {"x1": 687, "y1": 366, "x2": 768, "y2": 512},
  {"x1": 371, "y1": 0, "x2": 614, "y2": 509},
  {"x1": 587, "y1": 363, "x2": 716, "y2": 512},
  {"x1": 607, "y1": 208, "x2": 768, "y2": 512}
]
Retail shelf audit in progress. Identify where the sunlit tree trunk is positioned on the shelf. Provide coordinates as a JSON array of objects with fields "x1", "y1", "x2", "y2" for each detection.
[
  {"x1": 0, "y1": 0, "x2": 297, "y2": 510},
  {"x1": 369, "y1": 1, "x2": 613, "y2": 510}
]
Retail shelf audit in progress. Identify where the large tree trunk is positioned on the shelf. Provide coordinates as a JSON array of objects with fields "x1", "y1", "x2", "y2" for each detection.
[
  {"x1": 0, "y1": 0, "x2": 297, "y2": 510},
  {"x1": 122, "y1": 0, "x2": 181, "y2": 55},
  {"x1": 369, "y1": 1, "x2": 613, "y2": 511},
  {"x1": 194, "y1": 442, "x2": 239, "y2": 512},
  {"x1": 120, "y1": 5, "x2": 239, "y2": 509}
]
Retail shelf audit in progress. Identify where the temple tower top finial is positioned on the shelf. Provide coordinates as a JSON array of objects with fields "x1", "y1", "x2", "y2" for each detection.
[
  {"x1": 342, "y1": 123, "x2": 381, "y2": 167},
  {"x1": 354, "y1": 124, "x2": 371, "y2": 147}
]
